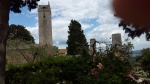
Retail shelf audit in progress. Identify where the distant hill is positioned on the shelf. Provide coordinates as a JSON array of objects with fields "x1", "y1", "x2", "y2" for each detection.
[
  {"x1": 133, "y1": 50, "x2": 141, "y2": 54},
  {"x1": 130, "y1": 50, "x2": 141, "y2": 62}
]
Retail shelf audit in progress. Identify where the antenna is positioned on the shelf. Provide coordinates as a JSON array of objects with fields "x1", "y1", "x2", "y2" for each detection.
[{"x1": 48, "y1": 1, "x2": 50, "y2": 5}]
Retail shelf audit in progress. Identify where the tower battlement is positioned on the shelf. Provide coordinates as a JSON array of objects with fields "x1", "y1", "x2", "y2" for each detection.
[{"x1": 38, "y1": 5, "x2": 51, "y2": 12}]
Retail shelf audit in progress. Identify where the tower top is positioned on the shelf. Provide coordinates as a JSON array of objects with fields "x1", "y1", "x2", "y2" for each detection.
[{"x1": 38, "y1": 2, "x2": 51, "y2": 12}]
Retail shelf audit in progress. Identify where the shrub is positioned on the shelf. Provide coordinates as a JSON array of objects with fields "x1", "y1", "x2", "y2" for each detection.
[
  {"x1": 83, "y1": 39, "x2": 137, "y2": 84},
  {"x1": 6, "y1": 56, "x2": 67, "y2": 84},
  {"x1": 6, "y1": 55, "x2": 93, "y2": 84},
  {"x1": 6, "y1": 41, "x2": 137, "y2": 84}
]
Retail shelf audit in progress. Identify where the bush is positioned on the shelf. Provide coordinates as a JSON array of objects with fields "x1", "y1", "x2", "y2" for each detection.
[
  {"x1": 6, "y1": 55, "x2": 93, "y2": 84},
  {"x1": 6, "y1": 42, "x2": 137, "y2": 84},
  {"x1": 6, "y1": 56, "x2": 67, "y2": 84},
  {"x1": 83, "y1": 39, "x2": 137, "y2": 84},
  {"x1": 139, "y1": 48, "x2": 150, "y2": 77}
]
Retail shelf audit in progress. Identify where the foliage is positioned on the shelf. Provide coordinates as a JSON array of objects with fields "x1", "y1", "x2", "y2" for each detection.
[
  {"x1": 140, "y1": 48, "x2": 150, "y2": 77},
  {"x1": 6, "y1": 56, "x2": 67, "y2": 84},
  {"x1": 8, "y1": 24, "x2": 35, "y2": 43},
  {"x1": 59, "y1": 54, "x2": 93, "y2": 84},
  {"x1": 67, "y1": 20, "x2": 88, "y2": 55},
  {"x1": 85, "y1": 39, "x2": 136, "y2": 84},
  {"x1": 5, "y1": 53, "x2": 90, "y2": 84},
  {"x1": 41, "y1": 45, "x2": 59, "y2": 56},
  {"x1": 6, "y1": 40, "x2": 137, "y2": 84},
  {"x1": 6, "y1": 55, "x2": 95, "y2": 84},
  {"x1": 51, "y1": 46, "x2": 59, "y2": 54},
  {"x1": 10, "y1": 0, "x2": 40, "y2": 13},
  {"x1": 117, "y1": 19, "x2": 150, "y2": 41}
]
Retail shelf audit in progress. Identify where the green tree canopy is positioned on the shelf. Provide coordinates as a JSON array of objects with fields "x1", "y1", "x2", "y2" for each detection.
[
  {"x1": 8, "y1": 24, "x2": 35, "y2": 43},
  {"x1": 10, "y1": 0, "x2": 39, "y2": 13},
  {"x1": 67, "y1": 20, "x2": 88, "y2": 55}
]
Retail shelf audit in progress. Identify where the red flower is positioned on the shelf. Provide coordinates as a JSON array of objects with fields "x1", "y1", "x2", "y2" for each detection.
[
  {"x1": 97, "y1": 63, "x2": 103, "y2": 69},
  {"x1": 93, "y1": 71, "x2": 99, "y2": 78},
  {"x1": 93, "y1": 56, "x2": 96, "y2": 62},
  {"x1": 105, "y1": 49, "x2": 109, "y2": 54},
  {"x1": 99, "y1": 53, "x2": 103, "y2": 58},
  {"x1": 91, "y1": 68, "x2": 99, "y2": 78},
  {"x1": 91, "y1": 68, "x2": 96, "y2": 74},
  {"x1": 114, "y1": 52, "x2": 121, "y2": 57},
  {"x1": 127, "y1": 71, "x2": 133, "y2": 77}
]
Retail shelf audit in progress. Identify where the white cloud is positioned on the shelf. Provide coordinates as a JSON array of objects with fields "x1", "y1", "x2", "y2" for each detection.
[
  {"x1": 52, "y1": 18, "x2": 69, "y2": 44},
  {"x1": 26, "y1": 25, "x2": 39, "y2": 43},
  {"x1": 86, "y1": 24, "x2": 122, "y2": 38},
  {"x1": 130, "y1": 35, "x2": 150, "y2": 50},
  {"x1": 81, "y1": 23, "x2": 93, "y2": 30},
  {"x1": 29, "y1": 9, "x2": 38, "y2": 14},
  {"x1": 26, "y1": 0, "x2": 150, "y2": 50}
]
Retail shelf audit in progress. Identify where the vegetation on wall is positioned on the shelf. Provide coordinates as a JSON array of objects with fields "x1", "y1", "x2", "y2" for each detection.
[
  {"x1": 7, "y1": 38, "x2": 59, "y2": 64},
  {"x1": 6, "y1": 39, "x2": 48, "y2": 64}
]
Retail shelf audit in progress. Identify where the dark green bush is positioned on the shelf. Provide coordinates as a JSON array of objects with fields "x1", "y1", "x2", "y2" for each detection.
[
  {"x1": 6, "y1": 53, "x2": 137, "y2": 84},
  {"x1": 6, "y1": 56, "x2": 67, "y2": 84},
  {"x1": 6, "y1": 55, "x2": 93, "y2": 84}
]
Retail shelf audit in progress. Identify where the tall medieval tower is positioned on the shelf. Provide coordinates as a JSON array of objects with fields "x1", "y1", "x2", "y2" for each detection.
[{"x1": 38, "y1": 2, "x2": 52, "y2": 46}]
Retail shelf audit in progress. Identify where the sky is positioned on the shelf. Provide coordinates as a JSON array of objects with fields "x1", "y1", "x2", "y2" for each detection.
[{"x1": 9, "y1": 0, "x2": 150, "y2": 50}]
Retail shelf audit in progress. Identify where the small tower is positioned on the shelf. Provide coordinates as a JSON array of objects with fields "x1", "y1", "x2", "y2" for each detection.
[
  {"x1": 90, "y1": 38, "x2": 96, "y2": 55},
  {"x1": 38, "y1": 2, "x2": 52, "y2": 46},
  {"x1": 112, "y1": 33, "x2": 122, "y2": 45}
]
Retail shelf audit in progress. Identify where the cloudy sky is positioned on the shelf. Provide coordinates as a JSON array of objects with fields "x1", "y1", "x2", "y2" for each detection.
[{"x1": 9, "y1": 0, "x2": 150, "y2": 50}]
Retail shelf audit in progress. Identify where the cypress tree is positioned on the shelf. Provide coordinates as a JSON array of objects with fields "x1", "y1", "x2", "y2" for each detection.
[{"x1": 67, "y1": 20, "x2": 88, "y2": 55}]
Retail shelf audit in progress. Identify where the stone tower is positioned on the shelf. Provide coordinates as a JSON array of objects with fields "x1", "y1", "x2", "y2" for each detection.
[
  {"x1": 112, "y1": 33, "x2": 122, "y2": 45},
  {"x1": 90, "y1": 38, "x2": 96, "y2": 55},
  {"x1": 38, "y1": 2, "x2": 52, "y2": 46}
]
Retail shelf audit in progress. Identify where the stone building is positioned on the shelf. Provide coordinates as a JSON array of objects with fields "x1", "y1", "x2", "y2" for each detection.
[
  {"x1": 112, "y1": 33, "x2": 122, "y2": 45},
  {"x1": 58, "y1": 49, "x2": 67, "y2": 55},
  {"x1": 38, "y1": 2, "x2": 52, "y2": 46},
  {"x1": 90, "y1": 38, "x2": 96, "y2": 55}
]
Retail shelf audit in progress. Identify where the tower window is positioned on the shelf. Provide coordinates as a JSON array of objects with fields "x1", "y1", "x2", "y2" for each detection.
[
  {"x1": 43, "y1": 12, "x2": 45, "y2": 18},
  {"x1": 42, "y1": 6, "x2": 47, "y2": 9}
]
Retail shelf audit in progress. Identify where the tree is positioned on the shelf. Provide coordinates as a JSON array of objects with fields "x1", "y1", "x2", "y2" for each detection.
[
  {"x1": 140, "y1": 48, "x2": 150, "y2": 77},
  {"x1": 67, "y1": 20, "x2": 88, "y2": 55},
  {"x1": 118, "y1": 20, "x2": 150, "y2": 41},
  {"x1": 0, "y1": 0, "x2": 39, "y2": 83},
  {"x1": 8, "y1": 24, "x2": 35, "y2": 43}
]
